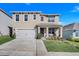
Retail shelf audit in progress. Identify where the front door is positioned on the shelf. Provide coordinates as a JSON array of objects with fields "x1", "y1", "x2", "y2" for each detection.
[
  {"x1": 40, "y1": 28, "x2": 44, "y2": 36},
  {"x1": 49, "y1": 28, "x2": 55, "y2": 35}
]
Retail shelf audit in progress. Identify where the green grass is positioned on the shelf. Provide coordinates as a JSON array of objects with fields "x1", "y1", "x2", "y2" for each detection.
[
  {"x1": 44, "y1": 40, "x2": 79, "y2": 52},
  {"x1": 0, "y1": 35, "x2": 14, "y2": 45}
]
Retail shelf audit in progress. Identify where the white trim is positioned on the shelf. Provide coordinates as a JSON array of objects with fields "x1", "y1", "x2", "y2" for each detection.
[{"x1": 15, "y1": 28, "x2": 35, "y2": 30}]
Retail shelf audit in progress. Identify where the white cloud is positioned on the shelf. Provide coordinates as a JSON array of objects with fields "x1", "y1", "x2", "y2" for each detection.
[{"x1": 71, "y1": 6, "x2": 79, "y2": 12}]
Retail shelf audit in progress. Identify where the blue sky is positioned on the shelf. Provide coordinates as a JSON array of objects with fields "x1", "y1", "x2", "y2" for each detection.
[{"x1": 0, "y1": 3, "x2": 79, "y2": 25}]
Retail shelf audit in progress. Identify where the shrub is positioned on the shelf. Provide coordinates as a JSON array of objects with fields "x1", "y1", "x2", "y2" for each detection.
[
  {"x1": 67, "y1": 37, "x2": 79, "y2": 42},
  {"x1": 57, "y1": 37, "x2": 63, "y2": 40},
  {"x1": 11, "y1": 33, "x2": 16, "y2": 39},
  {"x1": 46, "y1": 37, "x2": 52, "y2": 40},
  {"x1": 73, "y1": 38, "x2": 79, "y2": 42},
  {"x1": 75, "y1": 46, "x2": 79, "y2": 49},
  {"x1": 36, "y1": 33, "x2": 43, "y2": 39},
  {"x1": 67, "y1": 37, "x2": 73, "y2": 41},
  {"x1": 46, "y1": 36, "x2": 62, "y2": 40}
]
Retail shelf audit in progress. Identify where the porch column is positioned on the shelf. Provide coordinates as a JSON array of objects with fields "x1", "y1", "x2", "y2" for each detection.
[
  {"x1": 55, "y1": 29, "x2": 59, "y2": 37},
  {"x1": 46, "y1": 27, "x2": 49, "y2": 37},
  {"x1": 38, "y1": 27, "x2": 40, "y2": 33},
  {"x1": 60, "y1": 26, "x2": 63, "y2": 38}
]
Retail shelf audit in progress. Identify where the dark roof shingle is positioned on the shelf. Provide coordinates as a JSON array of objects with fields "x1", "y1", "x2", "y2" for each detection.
[{"x1": 63, "y1": 23, "x2": 79, "y2": 31}]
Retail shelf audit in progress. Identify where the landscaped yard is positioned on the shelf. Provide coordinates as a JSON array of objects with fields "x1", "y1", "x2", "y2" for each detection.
[
  {"x1": 0, "y1": 35, "x2": 14, "y2": 45},
  {"x1": 44, "y1": 40, "x2": 79, "y2": 52}
]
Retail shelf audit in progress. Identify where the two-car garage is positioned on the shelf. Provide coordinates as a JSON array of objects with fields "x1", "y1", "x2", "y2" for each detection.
[{"x1": 15, "y1": 29, "x2": 36, "y2": 39}]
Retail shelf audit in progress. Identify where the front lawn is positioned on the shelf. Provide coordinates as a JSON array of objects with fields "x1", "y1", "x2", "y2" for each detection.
[
  {"x1": 0, "y1": 35, "x2": 14, "y2": 45},
  {"x1": 44, "y1": 40, "x2": 79, "y2": 52}
]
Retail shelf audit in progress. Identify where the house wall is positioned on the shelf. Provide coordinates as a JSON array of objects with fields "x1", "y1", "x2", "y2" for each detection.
[
  {"x1": 0, "y1": 11, "x2": 11, "y2": 35},
  {"x1": 63, "y1": 30, "x2": 79, "y2": 39},
  {"x1": 72, "y1": 30, "x2": 79, "y2": 38},
  {"x1": 63, "y1": 30, "x2": 73, "y2": 39},
  {"x1": 12, "y1": 13, "x2": 59, "y2": 29}
]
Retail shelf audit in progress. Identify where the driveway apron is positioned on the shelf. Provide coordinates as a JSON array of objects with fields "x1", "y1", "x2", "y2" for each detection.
[{"x1": 0, "y1": 39, "x2": 36, "y2": 56}]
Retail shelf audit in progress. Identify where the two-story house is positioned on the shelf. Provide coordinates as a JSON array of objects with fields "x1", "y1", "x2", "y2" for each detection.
[{"x1": 11, "y1": 11, "x2": 62, "y2": 39}]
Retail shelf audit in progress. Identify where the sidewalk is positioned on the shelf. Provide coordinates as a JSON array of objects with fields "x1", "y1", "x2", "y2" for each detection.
[
  {"x1": 48, "y1": 52, "x2": 79, "y2": 56},
  {"x1": 36, "y1": 40, "x2": 48, "y2": 56}
]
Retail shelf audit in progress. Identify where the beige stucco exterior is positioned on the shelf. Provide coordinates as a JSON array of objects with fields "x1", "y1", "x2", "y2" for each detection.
[{"x1": 11, "y1": 13, "x2": 59, "y2": 29}]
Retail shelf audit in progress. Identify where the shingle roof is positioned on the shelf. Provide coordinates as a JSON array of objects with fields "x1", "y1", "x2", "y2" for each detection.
[
  {"x1": 11, "y1": 11, "x2": 41, "y2": 14},
  {"x1": 11, "y1": 11, "x2": 60, "y2": 16},
  {"x1": 40, "y1": 14, "x2": 60, "y2": 16},
  {"x1": 63, "y1": 23, "x2": 79, "y2": 31}
]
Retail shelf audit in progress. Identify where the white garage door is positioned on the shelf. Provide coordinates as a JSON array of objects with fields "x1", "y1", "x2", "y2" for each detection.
[{"x1": 16, "y1": 29, "x2": 35, "y2": 39}]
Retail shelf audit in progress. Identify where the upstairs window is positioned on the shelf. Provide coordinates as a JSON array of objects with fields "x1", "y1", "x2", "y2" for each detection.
[
  {"x1": 16, "y1": 15, "x2": 19, "y2": 21},
  {"x1": 33, "y1": 14, "x2": 36, "y2": 20},
  {"x1": 48, "y1": 16, "x2": 55, "y2": 22},
  {"x1": 41, "y1": 16, "x2": 44, "y2": 21},
  {"x1": 24, "y1": 15, "x2": 28, "y2": 21}
]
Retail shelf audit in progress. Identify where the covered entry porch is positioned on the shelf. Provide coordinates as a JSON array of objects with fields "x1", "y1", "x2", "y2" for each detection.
[{"x1": 36, "y1": 23, "x2": 62, "y2": 38}]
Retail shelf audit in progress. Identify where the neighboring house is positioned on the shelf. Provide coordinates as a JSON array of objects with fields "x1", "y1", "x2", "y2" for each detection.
[
  {"x1": 63, "y1": 23, "x2": 79, "y2": 39},
  {"x1": 11, "y1": 11, "x2": 63, "y2": 39},
  {"x1": 0, "y1": 9, "x2": 12, "y2": 36}
]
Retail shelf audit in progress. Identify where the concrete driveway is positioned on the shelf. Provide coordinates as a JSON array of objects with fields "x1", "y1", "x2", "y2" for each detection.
[{"x1": 0, "y1": 39, "x2": 36, "y2": 56}]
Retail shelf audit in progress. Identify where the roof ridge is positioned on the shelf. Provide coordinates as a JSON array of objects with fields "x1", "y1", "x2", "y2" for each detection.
[{"x1": 64, "y1": 23, "x2": 75, "y2": 27}]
